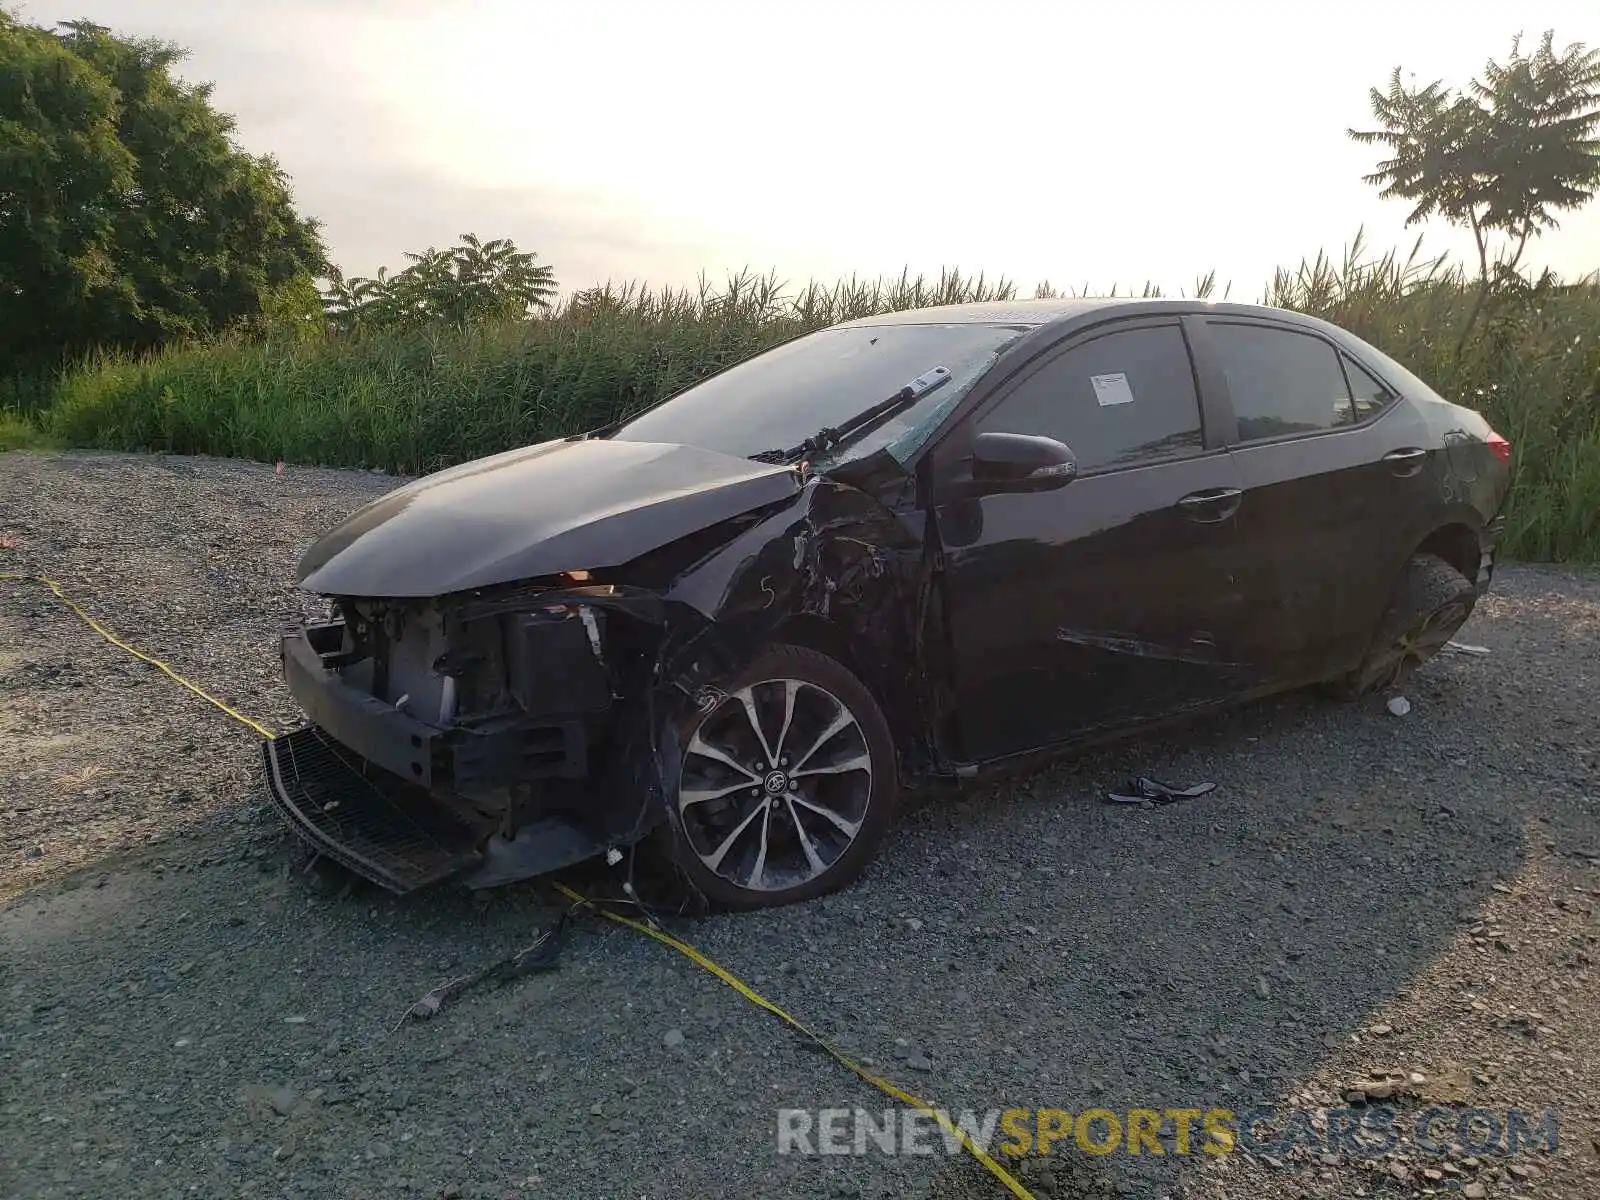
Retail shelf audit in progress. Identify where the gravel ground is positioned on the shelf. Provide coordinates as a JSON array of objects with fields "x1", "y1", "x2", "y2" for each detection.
[{"x1": 2, "y1": 448, "x2": 1598, "y2": 1200}]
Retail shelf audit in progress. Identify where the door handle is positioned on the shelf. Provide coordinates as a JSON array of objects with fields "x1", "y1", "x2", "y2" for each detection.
[
  {"x1": 1383, "y1": 447, "x2": 1428, "y2": 476},
  {"x1": 1176, "y1": 487, "x2": 1242, "y2": 523}
]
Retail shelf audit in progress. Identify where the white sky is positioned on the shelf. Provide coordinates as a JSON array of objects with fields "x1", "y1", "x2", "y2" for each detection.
[{"x1": 24, "y1": 0, "x2": 1600, "y2": 297}]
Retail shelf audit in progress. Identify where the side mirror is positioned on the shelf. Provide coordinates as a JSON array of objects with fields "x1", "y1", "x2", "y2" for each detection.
[{"x1": 970, "y1": 431, "x2": 1077, "y2": 494}]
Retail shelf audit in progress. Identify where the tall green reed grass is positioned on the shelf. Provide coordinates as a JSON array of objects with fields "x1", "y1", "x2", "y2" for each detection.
[
  {"x1": 1261, "y1": 233, "x2": 1600, "y2": 562},
  {"x1": 1, "y1": 373, "x2": 59, "y2": 450},
  {"x1": 41, "y1": 268, "x2": 1017, "y2": 474},
  {"x1": 19, "y1": 245, "x2": 1600, "y2": 562}
]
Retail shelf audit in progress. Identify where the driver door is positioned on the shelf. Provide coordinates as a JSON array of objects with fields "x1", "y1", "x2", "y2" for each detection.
[{"x1": 926, "y1": 317, "x2": 1253, "y2": 763}]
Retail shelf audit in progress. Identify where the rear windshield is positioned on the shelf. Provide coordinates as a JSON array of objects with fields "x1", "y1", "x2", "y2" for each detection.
[{"x1": 612, "y1": 321, "x2": 1032, "y2": 463}]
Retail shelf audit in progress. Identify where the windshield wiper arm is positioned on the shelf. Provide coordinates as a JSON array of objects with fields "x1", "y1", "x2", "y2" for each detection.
[{"x1": 747, "y1": 365, "x2": 953, "y2": 464}]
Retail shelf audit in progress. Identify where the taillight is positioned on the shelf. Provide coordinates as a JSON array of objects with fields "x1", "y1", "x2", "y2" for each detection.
[{"x1": 1486, "y1": 431, "x2": 1511, "y2": 463}]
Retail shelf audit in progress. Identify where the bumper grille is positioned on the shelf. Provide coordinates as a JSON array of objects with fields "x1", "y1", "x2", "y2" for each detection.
[{"x1": 262, "y1": 725, "x2": 483, "y2": 893}]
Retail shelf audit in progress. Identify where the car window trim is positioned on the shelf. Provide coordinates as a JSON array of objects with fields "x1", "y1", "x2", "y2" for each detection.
[
  {"x1": 909, "y1": 311, "x2": 1182, "y2": 474},
  {"x1": 1338, "y1": 350, "x2": 1403, "y2": 418},
  {"x1": 1194, "y1": 315, "x2": 1401, "y2": 448},
  {"x1": 1177, "y1": 314, "x2": 1236, "y2": 447},
  {"x1": 926, "y1": 314, "x2": 1223, "y2": 483}
]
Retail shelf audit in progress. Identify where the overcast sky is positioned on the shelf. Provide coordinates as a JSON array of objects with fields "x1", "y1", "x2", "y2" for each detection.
[{"x1": 23, "y1": 0, "x2": 1600, "y2": 298}]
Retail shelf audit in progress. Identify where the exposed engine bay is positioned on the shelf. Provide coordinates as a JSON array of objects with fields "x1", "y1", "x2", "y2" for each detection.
[{"x1": 267, "y1": 580, "x2": 674, "y2": 891}]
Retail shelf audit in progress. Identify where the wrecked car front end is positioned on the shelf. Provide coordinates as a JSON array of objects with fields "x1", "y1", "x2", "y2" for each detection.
[
  {"x1": 263, "y1": 315, "x2": 1035, "y2": 899},
  {"x1": 263, "y1": 468, "x2": 924, "y2": 895},
  {"x1": 268, "y1": 580, "x2": 645, "y2": 892}
]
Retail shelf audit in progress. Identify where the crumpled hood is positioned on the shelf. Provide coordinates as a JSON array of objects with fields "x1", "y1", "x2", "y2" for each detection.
[{"x1": 296, "y1": 437, "x2": 801, "y2": 597}]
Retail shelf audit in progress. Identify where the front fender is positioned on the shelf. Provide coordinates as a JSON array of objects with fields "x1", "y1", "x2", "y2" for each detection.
[{"x1": 655, "y1": 476, "x2": 926, "y2": 759}]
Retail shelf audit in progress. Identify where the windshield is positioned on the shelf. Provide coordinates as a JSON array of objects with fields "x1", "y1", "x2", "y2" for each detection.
[{"x1": 611, "y1": 321, "x2": 1032, "y2": 465}]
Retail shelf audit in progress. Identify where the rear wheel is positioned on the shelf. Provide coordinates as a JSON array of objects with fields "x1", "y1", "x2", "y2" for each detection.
[
  {"x1": 1333, "y1": 553, "x2": 1476, "y2": 698},
  {"x1": 663, "y1": 644, "x2": 899, "y2": 909}
]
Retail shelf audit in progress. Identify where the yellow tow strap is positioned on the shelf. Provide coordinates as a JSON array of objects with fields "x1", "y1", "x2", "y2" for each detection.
[
  {"x1": 550, "y1": 883, "x2": 1032, "y2": 1196},
  {"x1": 2, "y1": 570, "x2": 1035, "y2": 1199},
  {"x1": 1, "y1": 573, "x2": 276, "y2": 737}
]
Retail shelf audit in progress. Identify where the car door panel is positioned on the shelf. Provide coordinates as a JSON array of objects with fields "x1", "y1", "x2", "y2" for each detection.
[
  {"x1": 1227, "y1": 407, "x2": 1437, "y2": 678},
  {"x1": 1200, "y1": 319, "x2": 1439, "y2": 682},
  {"x1": 925, "y1": 317, "x2": 1259, "y2": 764},
  {"x1": 936, "y1": 453, "x2": 1249, "y2": 760}
]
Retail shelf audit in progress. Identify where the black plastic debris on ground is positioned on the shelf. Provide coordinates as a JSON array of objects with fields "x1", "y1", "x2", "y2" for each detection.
[
  {"x1": 1103, "y1": 776, "x2": 1217, "y2": 806},
  {"x1": 397, "y1": 906, "x2": 575, "y2": 1028}
]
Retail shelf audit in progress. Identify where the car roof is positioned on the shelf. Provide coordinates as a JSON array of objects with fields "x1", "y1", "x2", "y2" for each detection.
[
  {"x1": 832, "y1": 298, "x2": 1118, "y2": 328},
  {"x1": 833, "y1": 296, "x2": 1341, "y2": 337}
]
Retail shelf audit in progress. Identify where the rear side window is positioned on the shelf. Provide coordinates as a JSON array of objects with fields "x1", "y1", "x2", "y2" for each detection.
[
  {"x1": 975, "y1": 323, "x2": 1203, "y2": 473},
  {"x1": 1343, "y1": 355, "x2": 1399, "y2": 421},
  {"x1": 1207, "y1": 322, "x2": 1354, "y2": 440}
]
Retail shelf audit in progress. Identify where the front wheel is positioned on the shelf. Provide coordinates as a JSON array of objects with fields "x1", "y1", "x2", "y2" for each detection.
[{"x1": 663, "y1": 644, "x2": 899, "y2": 909}]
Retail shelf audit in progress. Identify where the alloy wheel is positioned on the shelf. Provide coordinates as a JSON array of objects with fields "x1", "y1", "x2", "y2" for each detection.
[
  {"x1": 676, "y1": 678, "x2": 874, "y2": 893},
  {"x1": 1370, "y1": 598, "x2": 1470, "y2": 691}
]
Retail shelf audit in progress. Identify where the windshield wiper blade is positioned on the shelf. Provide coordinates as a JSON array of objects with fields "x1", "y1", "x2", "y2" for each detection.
[{"x1": 748, "y1": 365, "x2": 953, "y2": 464}]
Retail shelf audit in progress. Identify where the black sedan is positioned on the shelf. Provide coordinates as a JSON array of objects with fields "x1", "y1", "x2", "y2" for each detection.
[{"x1": 264, "y1": 298, "x2": 1511, "y2": 908}]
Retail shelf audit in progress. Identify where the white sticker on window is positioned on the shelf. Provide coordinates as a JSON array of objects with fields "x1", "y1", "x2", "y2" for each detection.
[{"x1": 1091, "y1": 372, "x2": 1135, "y2": 407}]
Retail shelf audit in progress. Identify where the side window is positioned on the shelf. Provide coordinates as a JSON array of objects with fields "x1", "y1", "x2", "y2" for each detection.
[
  {"x1": 1207, "y1": 322, "x2": 1353, "y2": 440},
  {"x1": 1343, "y1": 355, "x2": 1399, "y2": 422},
  {"x1": 974, "y1": 324, "x2": 1203, "y2": 473}
]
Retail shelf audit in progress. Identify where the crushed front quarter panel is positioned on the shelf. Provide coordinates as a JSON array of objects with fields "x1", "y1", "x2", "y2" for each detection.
[
  {"x1": 643, "y1": 474, "x2": 931, "y2": 772},
  {"x1": 274, "y1": 460, "x2": 935, "y2": 892}
]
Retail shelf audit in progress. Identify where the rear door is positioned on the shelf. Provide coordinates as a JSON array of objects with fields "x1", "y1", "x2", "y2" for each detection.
[
  {"x1": 1194, "y1": 317, "x2": 1436, "y2": 681},
  {"x1": 927, "y1": 316, "x2": 1255, "y2": 763}
]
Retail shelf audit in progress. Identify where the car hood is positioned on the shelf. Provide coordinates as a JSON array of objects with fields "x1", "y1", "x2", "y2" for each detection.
[{"x1": 296, "y1": 437, "x2": 802, "y2": 597}]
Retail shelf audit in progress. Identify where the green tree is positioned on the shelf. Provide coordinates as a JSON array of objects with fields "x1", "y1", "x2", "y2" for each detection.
[
  {"x1": 325, "y1": 233, "x2": 557, "y2": 333},
  {"x1": 1349, "y1": 30, "x2": 1600, "y2": 344},
  {"x1": 0, "y1": 15, "x2": 327, "y2": 372}
]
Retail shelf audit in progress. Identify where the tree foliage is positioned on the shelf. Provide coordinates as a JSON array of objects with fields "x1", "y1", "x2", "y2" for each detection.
[
  {"x1": 0, "y1": 14, "x2": 327, "y2": 372},
  {"x1": 1349, "y1": 29, "x2": 1600, "y2": 338},
  {"x1": 323, "y1": 233, "x2": 557, "y2": 334}
]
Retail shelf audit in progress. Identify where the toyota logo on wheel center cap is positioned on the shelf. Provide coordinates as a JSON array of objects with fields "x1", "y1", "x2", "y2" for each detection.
[{"x1": 763, "y1": 771, "x2": 789, "y2": 795}]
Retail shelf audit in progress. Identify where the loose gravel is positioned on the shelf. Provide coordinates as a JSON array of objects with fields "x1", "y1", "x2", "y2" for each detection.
[{"x1": 2, "y1": 449, "x2": 1598, "y2": 1200}]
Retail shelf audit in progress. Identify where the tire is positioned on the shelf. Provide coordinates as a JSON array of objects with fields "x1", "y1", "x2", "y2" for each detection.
[
  {"x1": 1331, "y1": 553, "x2": 1477, "y2": 699},
  {"x1": 661, "y1": 643, "x2": 899, "y2": 909}
]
